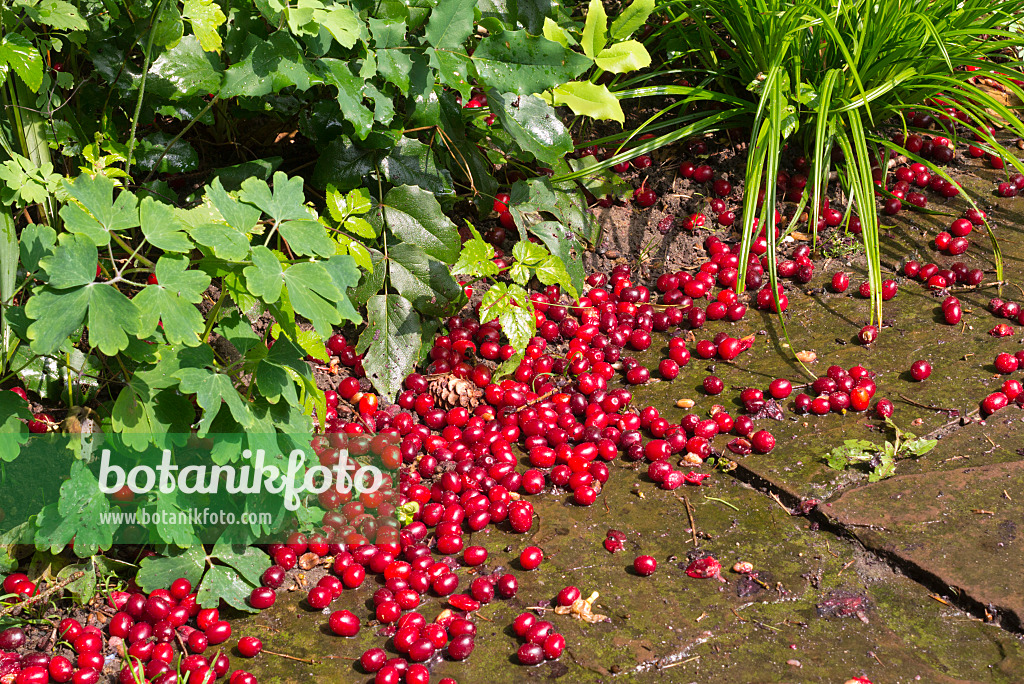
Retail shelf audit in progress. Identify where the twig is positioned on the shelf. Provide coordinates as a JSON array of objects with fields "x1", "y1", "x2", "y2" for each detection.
[
  {"x1": 704, "y1": 496, "x2": 739, "y2": 511},
  {"x1": 897, "y1": 393, "x2": 957, "y2": 414},
  {"x1": 680, "y1": 495, "x2": 698, "y2": 547},
  {"x1": 660, "y1": 655, "x2": 700, "y2": 670},
  {"x1": 837, "y1": 560, "x2": 856, "y2": 576},
  {"x1": 929, "y1": 594, "x2": 950, "y2": 606},
  {"x1": 262, "y1": 650, "x2": 317, "y2": 664},
  {"x1": 0, "y1": 572, "x2": 84, "y2": 617},
  {"x1": 869, "y1": 651, "x2": 885, "y2": 667},
  {"x1": 767, "y1": 491, "x2": 792, "y2": 514}
]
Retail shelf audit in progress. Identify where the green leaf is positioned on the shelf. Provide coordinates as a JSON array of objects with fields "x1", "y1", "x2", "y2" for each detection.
[
  {"x1": 316, "y1": 59, "x2": 375, "y2": 140},
  {"x1": 220, "y1": 33, "x2": 315, "y2": 98},
  {"x1": 452, "y1": 231, "x2": 498, "y2": 278},
  {"x1": 112, "y1": 384, "x2": 194, "y2": 450},
  {"x1": 59, "y1": 174, "x2": 139, "y2": 246},
  {"x1": 524, "y1": 220, "x2": 582, "y2": 298},
  {"x1": 488, "y1": 91, "x2": 572, "y2": 166},
  {"x1": 138, "y1": 546, "x2": 207, "y2": 591},
  {"x1": 135, "y1": 131, "x2": 199, "y2": 173},
  {"x1": 57, "y1": 563, "x2": 97, "y2": 605},
  {"x1": 140, "y1": 197, "x2": 193, "y2": 252},
  {"x1": 594, "y1": 40, "x2": 650, "y2": 73},
  {"x1": 240, "y1": 171, "x2": 313, "y2": 223},
  {"x1": 34, "y1": 461, "x2": 113, "y2": 556},
  {"x1": 609, "y1": 0, "x2": 654, "y2": 40},
  {"x1": 25, "y1": 283, "x2": 140, "y2": 355},
  {"x1": 380, "y1": 136, "x2": 454, "y2": 196},
  {"x1": 312, "y1": 137, "x2": 382, "y2": 190},
  {"x1": 211, "y1": 541, "x2": 270, "y2": 586},
  {"x1": 472, "y1": 30, "x2": 591, "y2": 95},
  {"x1": 902, "y1": 438, "x2": 938, "y2": 457},
  {"x1": 151, "y1": 495, "x2": 198, "y2": 547},
  {"x1": 189, "y1": 223, "x2": 251, "y2": 260},
  {"x1": 216, "y1": 310, "x2": 261, "y2": 355},
  {"x1": 278, "y1": 220, "x2": 337, "y2": 258},
  {"x1": 29, "y1": 0, "x2": 89, "y2": 31},
  {"x1": 551, "y1": 80, "x2": 623, "y2": 123},
  {"x1": 150, "y1": 36, "x2": 223, "y2": 100},
  {"x1": 370, "y1": 19, "x2": 412, "y2": 90},
  {"x1": 183, "y1": 0, "x2": 226, "y2": 52},
  {"x1": 0, "y1": 392, "x2": 30, "y2": 462},
  {"x1": 542, "y1": 17, "x2": 569, "y2": 48},
  {"x1": 314, "y1": 5, "x2": 362, "y2": 49},
  {"x1": 387, "y1": 242, "x2": 463, "y2": 316},
  {"x1": 322, "y1": 254, "x2": 362, "y2": 324},
  {"x1": 357, "y1": 294, "x2": 421, "y2": 401},
  {"x1": 39, "y1": 234, "x2": 97, "y2": 289},
  {"x1": 206, "y1": 177, "x2": 261, "y2": 234},
  {"x1": 281, "y1": 262, "x2": 344, "y2": 339},
  {"x1": 134, "y1": 255, "x2": 211, "y2": 345},
  {"x1": 0, "y1": 33, "x2": 43, "y2": 92},
  {"x1": 479, "y1": 282, "x2": 534, "y2": 349},
  {"x1": 516, "y1": 0, "x2": 549, "y2": 33},
  {"x1": 425, "y1": 0, "x2": 476, "y2": 49},
  {"x1": 152, "y1": 1, "x2": 184, "y2": 47},
  {"x1": 175, "y1": 366, "x2": 253, "y2": 433},
  {"x1": 374, "y1": 185, "x2": 460, "y2": 263},
  {"x1": 581, "y1": 0, "x2": 607, "y2": 59},
  {"x1": 427, "y1": 48, "x2": 473, "y2": 101},
  {"x1": 870, "y1": 450, "x2": 896, "y2": 482},
  {"x1": 244, "y1": 245, "x2": 284, "y2": 302},
  {"x1": 19, "y1": 223, "x2": 55, "y2": 275},
  {"x1": 825, "y1": 447, "x2": 849, "y2": 471},
  {"x1": 197, "y1": 564, "x2": 256, "y2": 611}
]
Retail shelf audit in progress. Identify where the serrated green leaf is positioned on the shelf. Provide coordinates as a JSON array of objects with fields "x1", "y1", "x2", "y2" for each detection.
[
  {"x1": 112, "y1": 383, "x2": 194, "y2": 450},
  {"x1": 137, "y1": 546, "x2": 207, "y2": 591},
  {"x1": 472, "y1": 30, "x2": 591, "y2": 95},
  {"x1": 133, "y1": 255, "x2": 210, "y2": 345},
  {"x1": 240, "y1": 171, "x2": 312, "y2": 223},
  {"x1": 219, "y1": 33, "x2": 314, "y2": 98},
  {"x1": 594, "y1": 40, "x2": 650, "y2": 73},
  {"x1": 581, "y1": 0, "x2": 607, "y2": 59},
  {"x1": 825, "y1": 447, "x2": 848, "y2": 471},
  {"x1": 453, "y1": 235, "x2": 498, "y2": 278},
  {"x1": 425, "y1": 0, "x2": 476, "y2": 49},
  {"x1": 152, "y1": 1, "x2": 184, "y2": 47},
  {"x1": 347, "y1": 240, "x2": 373, "y2": 272},
  {"x1": 0, "y1": 392, "x2": 30, "y2": 462},
  {"x1": 609, "y1": 0, "x2": 654, "y2": 40},
  {"x1": 542, "y1": 17, "x2": 569, "y2": 48},
  {"x1": 25, "y1": 283, "x2": 140, "y2": 355},
  {"x1": 211, "y1": 541, "x2": 270, "y2": 586},
  {"x1": 488, "y1": 91, "x2": 573, "y2": 166},
  {"x1": 312, "y1": 136, "x2": 381, "y2": 190},
  {"x1": 34, "y1": 461, "x2": 113, "y2": 556},
  {"x1": 315, "y1": 5, "x2": 362, "y2": 49},
  {"x1": 524, "y1": 220, "x2": 582, "y2": 299},
  {"x1": 59, "y1": 174, "x2": 139, "y2": 246},
  {"x1": 374, "y1": 185, "x2": 460, "y2": 262},
  {"x1": 370, "y1": 19, "x2": 412, "y2": 90},
  {"x1": 283, "y1": 262, "x2": 344, "y2": 339},
  {"x1": 427, "y1": 48, "x2": 473, "y2": 101},
  {"x1": 479, "y1": 282, "x2": 534, "y2": 350},
  {"x1": 316, "y1": 59, "x2": 375, "y2": 140},
  {"x1": 39, "y1": 233, "x2": 97, "y2": 289},
  {"x1": 322, "y1": 254, "x2": 362, "y2": 323},
  {"x1": 244, "y1": 245, "x2": 285, "y2": 302},
  {"x1": 388, "y1": 242, "x2": 463, "y2": 316},
  {"x1": 0, "y1": 33, "x2": 43, "y2": 92},
  {"x1": 135, "y1": 131, "x2": 199, "y2": 174},
  {"x1": 870, "y1": 451, "x2": 896, "y2": 481},
  {"x1": 356, "y1": 294, "x2": 421, "y2": 401},
  {"x1": 197, "y1": 564, "x2": 256, "y2": 611},
  {"x1": 380, "y1": 136, "x2": 454, "y2": 196},
  {"x1": 30, "y1": 0, "x2": 89, "y2": 31},
  {"x1": 183, "y1": 0, "x2": 226, "y2": 52},
  {"x1": 551, "y1": 80, "x2": 623, "y2": 123},
  {"x1": 57, "y1": 563, "x2": 97, "y2": 605},
  {"x1": 140, "y1": 197, "x2": 193, "y2": 252}
]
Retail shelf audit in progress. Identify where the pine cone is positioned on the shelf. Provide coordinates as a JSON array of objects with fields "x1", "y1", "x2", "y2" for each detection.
[{"x1": 429, "y1": 374, "x2": 483, "y2": 409}]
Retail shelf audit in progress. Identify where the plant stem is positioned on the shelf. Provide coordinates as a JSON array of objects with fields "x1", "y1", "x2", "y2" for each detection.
[{"x1": 125, "y1": 0, "x2": 166, "y2": 175}]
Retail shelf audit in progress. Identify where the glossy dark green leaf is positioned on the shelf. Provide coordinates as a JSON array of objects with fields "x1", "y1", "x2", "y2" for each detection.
[
  {"x1": 380, "y1": 136, "x2": 454, "y2": 195},
  {"x1": 356, "y1": 294, "x2": 421, "y2": 401},
  {"x1": 488, "y1": 91, "x2": 572, "y2": 166},
  {"x1": 312, "y1": 138, "x2": 383, "y2": 190},
  {"x1": 424, "y1": 0, "x2": 476, "y2": 49},
  {"x1": 472, "y1": 30, "x2": 591, "y2": 95},
  {"x1": 317, "y1": 58, "x2": 375, "y2": 139},
  {"x1": 372, "y1": 185, "x2": 460, "y2": 262},
  {"x1": 149, "y1": 35, "x2": 224, "y2": 100},
  {"x1": 135, "y1": 131, "x2": 199, "y2": 173},
  {"x1": 387, "y1": 242, "x2": 463, "y2": 316}
]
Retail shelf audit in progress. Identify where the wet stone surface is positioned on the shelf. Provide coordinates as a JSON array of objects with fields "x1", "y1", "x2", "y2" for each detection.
[{"x1": 234, "y1": 166, "x2": 1024, "y2": 682}]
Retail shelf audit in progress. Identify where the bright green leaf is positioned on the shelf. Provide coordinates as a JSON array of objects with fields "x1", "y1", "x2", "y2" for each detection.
[
  {"x1": 244, "y1": 245, "x2": 284, "y2": 302},
  {"x1": 609, "y1": 0, "x2": 654, "y2": 40},
  {"x1": 59, "y1": 174, "x2": 140, "y2": 246},
  {"x1": 183, "y1": 0, "x2": 226, "y2": 52},
  {"x1": 0, "y1": 33, "x2": 43, "y2": 92},
  {"x1": 551, "y1": 80, "x2": 623, "y2": 123},
  {"x1": 140, "y1": 197, "x2": 193, "y2": 252},
  {"x1": 542, "y1": 17, "x2": 569, "y2": 48},
  {"x1": 424, "y1": 0, "x2": 476, "y2": 49},
  {"x1": 39, "y1": 233, "x2": 97, "y2": 289},
  {"x1": 488, "y1": 91, "x2": 573, "y2": 166},
  {"x1": 581, "y1": 0, "x2": 607, "y2": 59},
  {"x1": 594, "y1": 40, "x2": 650, "y2": 73}
]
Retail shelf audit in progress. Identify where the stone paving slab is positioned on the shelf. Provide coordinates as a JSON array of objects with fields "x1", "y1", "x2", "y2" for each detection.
[{"x1": 827, "y1": 460, "x2": 1024, "y2": 631}]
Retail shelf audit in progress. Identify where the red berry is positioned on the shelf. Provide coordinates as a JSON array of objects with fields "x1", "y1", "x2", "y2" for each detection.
[
  {"x1": 910, "y1": 360, "x2": 931, "y2": 381},
  {"x1": 994, "y1": 353, "x2": 1019, "y2": 374},
  {"x1": 702, "y1": 375, "x2": 724, "y2": 395},
  {"x1": 328, "y1": 610, "x2": 361, "y2": 637},
  {"x1": 831, "y1": 272, "x2": 849, "y2": 292},
  {"x1": 750, "y1": 430, "x2": 775, "y2": 454},
  {"x1": 519, "y1": 546, "x2": 543, "y2": 571},
  {"x1": 633, "y1": 188, "x2": 658, "y2": 208},
  {"x1": 632, "y1": 555, "x2": 657, "y2": 576},
  {"x1": 237, "y1": 637, "x2": 262, "y2": 658}
]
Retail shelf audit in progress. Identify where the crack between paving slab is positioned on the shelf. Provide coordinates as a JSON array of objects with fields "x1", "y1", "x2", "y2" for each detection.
[{"x1": 726, "y1": 460, "x2": 1024, "y2": 635}]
